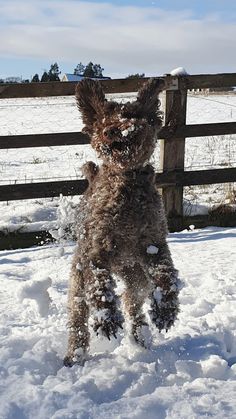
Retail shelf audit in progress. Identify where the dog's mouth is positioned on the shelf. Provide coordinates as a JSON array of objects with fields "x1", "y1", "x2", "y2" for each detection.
[
  {"x1": 102, "y1": 139, "x2": 132, "y2": 156},
  {"x1": 111, "y1": 140, "x2": 128, "y2": 151}
]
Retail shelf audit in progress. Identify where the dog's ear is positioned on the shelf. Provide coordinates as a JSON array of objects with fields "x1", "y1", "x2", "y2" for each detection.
[
  {"x1": 76, "y1": 79, "x2": 106, "y2": 135},
  {"x1": 135, "y1": 78, "x2": 165, "y2": 125}
]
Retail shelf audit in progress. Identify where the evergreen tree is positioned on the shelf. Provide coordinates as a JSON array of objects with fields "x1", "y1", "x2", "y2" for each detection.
[
  {"x1": 41, "y1": 71, "x2": 50, "y2": 82},
  {"x1": 83, "y1": 62, "x2": 104, "y2": 78},
  {"x1": 74, "y1": 62, "x2": 85, "y2": 75},
  {"x1": 48, "y1": 63, "x2": 60, "y2": 81},
  {"x1": 93, "y1": 64, "x2": 104, "y2": 77},
  {"x1": 31, "y1": 74, "x2": 40, "y2": 83},
  {"x1": 72, "y1": 62, "x2": 105, "y2": 78},
  {"x1": 83, "y1": 62, "x2": 95, "y2": 78}
]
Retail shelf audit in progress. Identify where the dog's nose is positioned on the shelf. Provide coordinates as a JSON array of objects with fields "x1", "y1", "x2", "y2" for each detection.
[{"x1": 103, "y1": 127, "x2": 121, "y2": 139}]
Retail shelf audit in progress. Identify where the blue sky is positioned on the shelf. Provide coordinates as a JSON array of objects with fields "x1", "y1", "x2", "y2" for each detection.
[
  {"x1": 0, "y1": 0, "x2": 235, "y2": 80},
  {"x1": 81, "y1": 0, "x2": 236, "y2": 19}
]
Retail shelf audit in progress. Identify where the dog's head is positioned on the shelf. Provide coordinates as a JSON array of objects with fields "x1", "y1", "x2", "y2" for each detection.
[{"x1": 76, "y1": 78, "x2": 164, "y2": 169}]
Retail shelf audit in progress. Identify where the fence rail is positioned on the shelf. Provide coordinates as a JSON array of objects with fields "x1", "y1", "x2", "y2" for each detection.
[
  {"x1": 1, "y1": 168, "x2": 236, "y2": 202},
  {"x1": 1, "y1": 121, "x2": 236, "y2": 150},
  {"x1": 1, "y1": 72, "x2": 236, "y2": 98},
  {"x1": 1, "y1": 72, "x2": 236, "y2": 237}
]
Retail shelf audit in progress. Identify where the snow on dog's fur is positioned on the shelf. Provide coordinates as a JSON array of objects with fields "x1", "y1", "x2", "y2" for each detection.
[{"x1": 64, "y1": 78, "x2": 180, "y2": 366}]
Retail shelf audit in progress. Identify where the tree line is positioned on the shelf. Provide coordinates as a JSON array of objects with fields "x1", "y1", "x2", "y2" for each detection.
[
  {"x1": 31, "y1": 62, "x2": 106, "y2": 82},
  {"x1": 1, "y1": 61, "x2": 145, "y2": 83},
  {"x1": 31, "y1": 63, "x2": 61, "y2": 82},
  {"x1": 31, "y1": 62, "x2": 145, "y2": 82}
]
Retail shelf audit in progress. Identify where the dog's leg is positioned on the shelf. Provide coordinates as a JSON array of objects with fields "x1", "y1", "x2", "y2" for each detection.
[
  {"x1": 86, "y1": 264, "x2": 124, "y2": 340},
  {"x1": 144, "y1": 243, "x2": 179, "y2": 332},
  {"x1": 64, "y1": 260, "x2": 89, "y2": 367},
  {"x1": 122, "y1": 264, "x2": 150, "y2": 346}
]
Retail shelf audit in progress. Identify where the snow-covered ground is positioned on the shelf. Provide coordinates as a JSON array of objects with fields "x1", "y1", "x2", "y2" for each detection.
[
  {"x1": 0, "y1": 92, "x2": 235, "y2": 232},
  {"x1": 0, "y1": 226, "x2": 236, "y2": 418},
  {"x1": 0, "y1": 90, "x2": 236, "y2": 418}
]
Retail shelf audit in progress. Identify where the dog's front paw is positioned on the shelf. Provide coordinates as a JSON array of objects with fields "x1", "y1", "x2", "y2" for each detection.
[
  {"x1": 82, "y1": 161, "x2": 99, "y2": 183},
  {"x1": 149, "y1": 290, "x2": 179, "y2": 332}
]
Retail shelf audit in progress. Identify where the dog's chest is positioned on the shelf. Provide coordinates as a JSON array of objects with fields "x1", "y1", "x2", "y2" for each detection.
[{"x1": 87, "y1": 170, "x2": 157, "y2": 225}]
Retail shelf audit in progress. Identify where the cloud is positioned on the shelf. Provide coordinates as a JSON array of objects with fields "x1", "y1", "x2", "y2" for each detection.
[{"x1": 0, "y1": 0, "x2": 235, "y2": 77}]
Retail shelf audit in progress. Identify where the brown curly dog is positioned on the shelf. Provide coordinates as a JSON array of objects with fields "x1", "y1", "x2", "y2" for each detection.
[{"x1": 64, "y1": 78, "x2": 180, "y2": 366}]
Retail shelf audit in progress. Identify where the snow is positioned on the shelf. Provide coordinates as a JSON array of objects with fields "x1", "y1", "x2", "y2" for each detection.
[
  {"x1": 170, "y1": 67, "x2": 189, "y2": 76},
  {"x1": 152, "y1": 287, "x2": 163, "y2": 303},
  {"x1": 121, "y1": 124, "x2": 135, "y2": 137},
  {"x1": 0, "y1": 227, "x2": 236, "y2": 418},
  {"x1": 18, "y1": 276, "x2": 52, "y2": 317},
  {"x1": 146, "y1": 245, "x2": 159, "y2": 254}
]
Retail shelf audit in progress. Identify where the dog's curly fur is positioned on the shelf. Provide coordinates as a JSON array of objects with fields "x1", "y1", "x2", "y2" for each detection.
[{"x1": 64, "y1": 78, "x2": 180, "y2": 366}]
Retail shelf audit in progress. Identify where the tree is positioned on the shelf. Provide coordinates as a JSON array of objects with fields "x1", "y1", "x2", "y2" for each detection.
[
  {"x1": 126, "y1": 73, "x2": 145, "y2": 79},
  {"x1": 73, "y1": 61, "x2": 105, "y2": 78},
  {"x1": 48, "y1": 62, "x2": 60, "y2": 81},
  {"x1": 31, "y1": 74, "x2": 40, "y2": 83},
  {"x1": 83, "y1": 62, "x2": 95, "y2": 78},
  {"x1": 41, "y1": 71, "x2": 50, "y2": 82},
  {"x1": 83, "y1": 62, "x2": 104, "y2": 78},
  {"x1": 92, "y1": 64, "x2": 104, "y2": 77},
  {"x1": 74, "y1": 62, "x2": 85, "y2": 75},
  {"x1": 40, "y1": 63, "x2": 61, "y2": 82}
]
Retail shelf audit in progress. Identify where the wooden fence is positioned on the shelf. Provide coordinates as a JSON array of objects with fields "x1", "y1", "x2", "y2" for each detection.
[{"x1": 0, "y1": 73, "x2": 236, "y2": 248}]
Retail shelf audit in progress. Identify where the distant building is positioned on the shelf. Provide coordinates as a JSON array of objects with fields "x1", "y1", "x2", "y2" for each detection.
[{"x1": 61, "y1": 73, "x2": 111, "y2": 82}]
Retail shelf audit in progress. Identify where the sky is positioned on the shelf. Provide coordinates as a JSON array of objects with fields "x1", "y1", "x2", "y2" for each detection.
[{"x1": 0, "y1": 0, "x2": 236, "y2": 80}]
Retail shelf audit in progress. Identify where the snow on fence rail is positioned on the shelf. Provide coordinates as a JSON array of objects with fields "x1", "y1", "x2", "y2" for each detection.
[{"x1": 0, "y1": 73, "x2": 236, "y2": 233}]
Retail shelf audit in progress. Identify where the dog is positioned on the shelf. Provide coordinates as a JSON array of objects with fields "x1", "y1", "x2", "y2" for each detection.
[{"x1": 64, "y1": 78, "x2": 179, "y2": 366}]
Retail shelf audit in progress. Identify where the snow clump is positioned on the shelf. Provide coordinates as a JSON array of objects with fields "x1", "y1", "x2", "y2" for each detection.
[
  {"x1": 146, "y1": 245, "x2": 159, "y2": 254},
  {"x1": 121, "y1": 125, "x2": 135, "y2": 137},
  {"x1": 170, "y1": 67, "x2": 189, "y2": 76},
  {"x1": 18, "y1": 277, "x2": 52, "y2": 317}
]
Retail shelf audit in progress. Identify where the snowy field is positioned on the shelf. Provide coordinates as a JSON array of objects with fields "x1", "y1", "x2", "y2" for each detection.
[
  {"x1": 0, "y1": 92, "x2": 236, "y2": 233},
  {"x1": 0, "y1": 227, "x2": 236, "y2": 418}
]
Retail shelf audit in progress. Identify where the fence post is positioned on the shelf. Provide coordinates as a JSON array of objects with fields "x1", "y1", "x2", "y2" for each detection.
[{"x1": 160, "y1": 76, "x2": 187, "y2": 231}]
